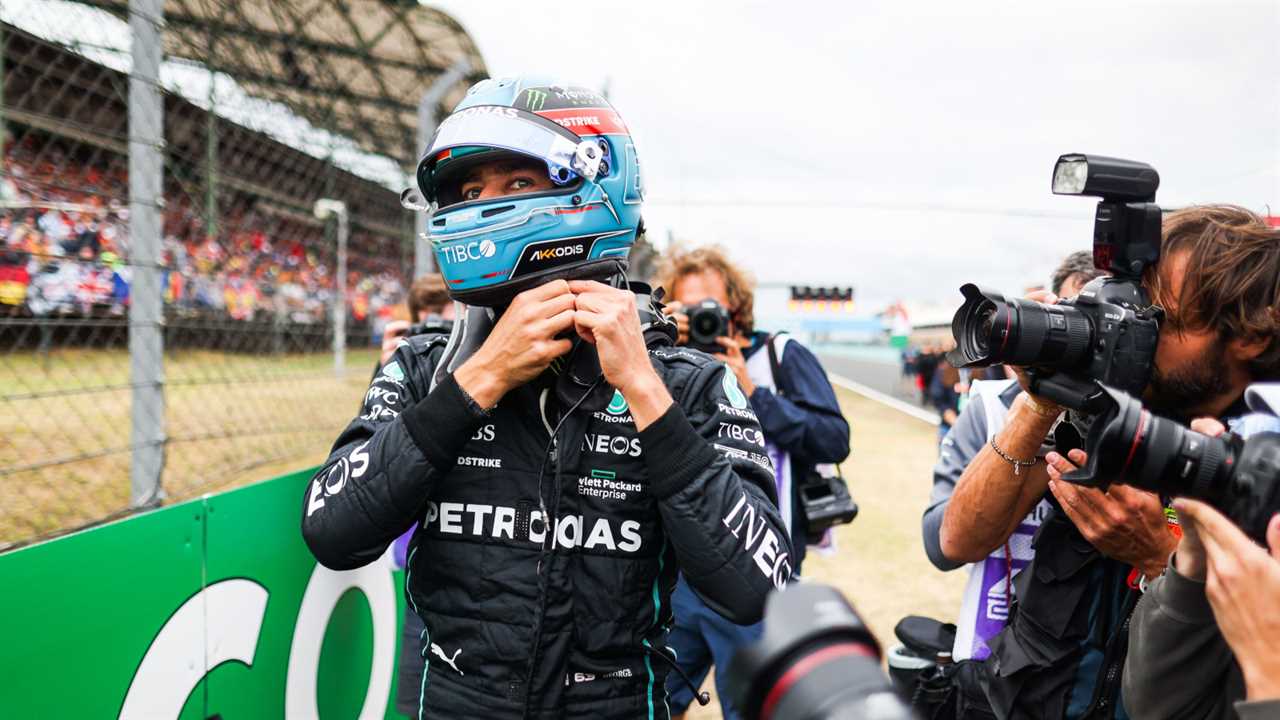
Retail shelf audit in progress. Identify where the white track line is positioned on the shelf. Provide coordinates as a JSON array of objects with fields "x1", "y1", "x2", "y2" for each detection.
[{"x1": 827, "y1": 373, "x2": 941, "y2": 426}]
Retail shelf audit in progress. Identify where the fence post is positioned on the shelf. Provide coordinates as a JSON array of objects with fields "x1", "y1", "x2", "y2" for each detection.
[
  {"x1": 128, "y1": 0, "x2": 166, "y2": 507},
  {"x1": 413, "y1": 59, "x2": 471, "y2": 279},
  {"x1": 314, "y1": 200, "x2": 348, "y2": 376}
]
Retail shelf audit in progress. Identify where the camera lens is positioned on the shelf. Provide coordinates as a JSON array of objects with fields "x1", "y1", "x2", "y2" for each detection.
[
  {"x1": 1079, "y1": 388, "x2": 1233, "y2": 500},
  {"x1": 1066, "y1": 386, "x2": 1280, "y2": 542},
  {"x1": 971, "y1": 306, "x2": 997, "y2": 355},
  {"x1": 947, "y1": 283, "x2": 1093, "y2": 370},
  {"x1": 727, "y1": 584, "x2": 912, "y2": 720},
  {"x1": 693, "y1": 314, "x2": 719, "y2": 338},
  {"x1": 687, "y1": 300, "x2": 730, "y2": 350}
]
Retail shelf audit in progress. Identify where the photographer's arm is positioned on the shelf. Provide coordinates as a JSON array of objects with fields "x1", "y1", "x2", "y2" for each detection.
[
  {"x1": 939, "y1": 394, "x2": 1057, "y2": 564},
  {"x1": 923, "y1": 401, "x2": 990, "y2": 571},
  {"x1": 1122, "y1": 552, "x2": 1241, "y2": 719}
]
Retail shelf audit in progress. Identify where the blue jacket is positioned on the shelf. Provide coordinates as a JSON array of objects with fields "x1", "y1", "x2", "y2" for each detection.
[{"x1": 743, "y1": 332, "x2": 850, "y2": 569}]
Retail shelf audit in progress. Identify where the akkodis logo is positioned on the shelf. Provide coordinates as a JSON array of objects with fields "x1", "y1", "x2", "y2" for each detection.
[
  {"x1": 529, "y1": 244, "x2": 584, "y2": 262},
  {"x1": 440, "y1": 239, "x2": 497, "y2": 264}
]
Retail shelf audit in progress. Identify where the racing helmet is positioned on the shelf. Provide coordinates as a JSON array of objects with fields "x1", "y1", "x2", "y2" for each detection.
[{"x1": 415, "y1": 76, "x2": 644, "y2": 306}]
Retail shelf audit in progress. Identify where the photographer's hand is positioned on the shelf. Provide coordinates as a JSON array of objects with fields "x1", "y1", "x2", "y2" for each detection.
[
  {"x1": 569, "y1": 280, "x2": 673, "y2": 430},
  {"x1": 1046, "y1": 449, "x2": 1176, "y2": 577},
  {"x1": 661, "y1": 300, "x2": 690, "y2": 346},
  {"x1": 714, "y1": 336, "x2": 756, "y2": 396},
  {"x1": 380, "y1": 320, "x2": 411, "y2": 365},
  {"x1": 455, "y1": 280, "x2": 576, "y2": 409},
  {"x1": 1174, "y1": 498, "x2": 1280, "y2": 701}
]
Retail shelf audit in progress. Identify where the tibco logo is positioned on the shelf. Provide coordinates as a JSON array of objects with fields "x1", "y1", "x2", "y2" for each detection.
[
  {"x1": 440, "y1": 239, "x2": 497, "y2": 264},
  {"x1": 530, "y1": 244, "x2": 584, "y2": 262}
]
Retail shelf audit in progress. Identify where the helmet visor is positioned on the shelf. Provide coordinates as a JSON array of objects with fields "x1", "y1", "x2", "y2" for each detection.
[{"x1": 421, "y1": 106, "x2": 589, "y2": 204}]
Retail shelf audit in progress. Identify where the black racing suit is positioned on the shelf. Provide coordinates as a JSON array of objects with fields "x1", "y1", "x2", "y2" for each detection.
[{"x1": 301, "y1": 330, "x2": 793, "y2": 719}]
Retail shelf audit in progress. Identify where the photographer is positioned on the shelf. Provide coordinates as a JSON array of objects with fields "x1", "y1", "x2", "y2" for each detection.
[
  {"x1": 938, "y1": 205, "x2": 1280, "y2": 718},
  {"x1": 921, "y1": 251, "x2": 1100, "y2": 662},
  {"x1": 654, "y1": 245, "x2": 850, "y2": 720},
  {"x1": 379, "y1": 273, "x2": 455, "y2": 366},
  {"x1": 302, "y1": 77, "x2": 791, "y2": 720},
  {"x1": 1120, "y1": 389, "x2": 1280, "y2": 720}
]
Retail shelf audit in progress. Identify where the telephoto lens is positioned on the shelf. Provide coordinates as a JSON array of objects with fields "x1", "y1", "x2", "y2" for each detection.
[
  {"x1": 686, "y1": 299, "x2": 731, "y2": 354},
  {"x1": 1065, "y1": 385, "x2": 1280, "y2": 542},
  {"x1": 726, "y1": 583, "x2": 913, "y2": 720},
  {"x1": 947, "y1": 283, "x2": 1093, "y2": 369}
]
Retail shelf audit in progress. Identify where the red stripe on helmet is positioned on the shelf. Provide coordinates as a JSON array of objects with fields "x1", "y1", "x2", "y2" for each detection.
[{"x1": 534, "y1": 108, "x2": 629, "y2": 136}]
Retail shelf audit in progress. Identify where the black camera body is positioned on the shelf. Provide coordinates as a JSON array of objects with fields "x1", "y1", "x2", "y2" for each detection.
[
  {"x1": 1065, "y1": 384, "x2": 1280, "y2": 542},
  {"x1": 796, "y1": 468, "x2": 859, "y2": 543},
  {"x1": 947, "y1": 155, "x2": 1165, "y2": 413},
  {"x1": 407, "y1": 316, "x2": 454, "y2": 337},
  {"x1": 686, "y1": 299, "x2": 731, "y2": 354}
]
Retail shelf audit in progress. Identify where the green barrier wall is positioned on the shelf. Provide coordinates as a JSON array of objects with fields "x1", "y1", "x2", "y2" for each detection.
[{"x1": 0, "y1": 468, "x2": 413, "y2": 719}]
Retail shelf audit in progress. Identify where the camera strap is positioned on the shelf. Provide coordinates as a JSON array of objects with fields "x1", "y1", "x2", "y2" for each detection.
[
  {"x1": 766, "y1": 333, "x2": 844, "y2": 484},
  {"x1": 765, "y1": 332, "x2": 788, "y2": 397}
]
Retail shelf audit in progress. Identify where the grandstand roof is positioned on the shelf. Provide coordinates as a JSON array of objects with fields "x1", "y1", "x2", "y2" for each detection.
[
  {"x1": 3, "y1": 22, "x2": 405, "y2": 242},
  {"x1": 79, "y1": 0, "x2": 487, "y2": 168}
]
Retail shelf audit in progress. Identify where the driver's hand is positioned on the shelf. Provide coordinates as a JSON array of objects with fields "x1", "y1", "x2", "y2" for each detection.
[
  {"x1": 455, "y1": 280, "x2": 576, "y2": 408},
  {"x1": 662, "y1": 300, "x2": 689, "y2": 345}
]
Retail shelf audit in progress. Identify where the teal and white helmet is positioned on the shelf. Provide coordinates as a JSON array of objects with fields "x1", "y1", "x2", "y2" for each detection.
[{"x1": 415, "y1": 76, "x2": 644, "y2": 307}]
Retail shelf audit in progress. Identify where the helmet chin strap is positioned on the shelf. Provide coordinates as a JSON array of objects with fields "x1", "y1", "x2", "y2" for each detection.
[
  {"x1": 430, "y1": 302, "x2": 495, "y2": 394},
  {"x1": 431, "y1": 259, "x2": 667, "y2": 398}
]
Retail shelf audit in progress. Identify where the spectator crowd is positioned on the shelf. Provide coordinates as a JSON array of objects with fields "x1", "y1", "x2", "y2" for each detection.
[{"x1": 0, "y1": 138, "x2": 407, "y2": 335}]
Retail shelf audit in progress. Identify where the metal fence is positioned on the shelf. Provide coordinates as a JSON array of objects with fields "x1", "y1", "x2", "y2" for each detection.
[{"x1": 0, "y1": 0, "x2": 485, "y2": 550}]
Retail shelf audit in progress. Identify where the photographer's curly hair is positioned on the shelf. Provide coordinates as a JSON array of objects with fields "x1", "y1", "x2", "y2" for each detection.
[
  {"x1": 652, "y1": 244, "x2": 757, "y2": 334},
  {"x1": 1146, "y1": 205, "x2": 1280, "y2": 380},
  {"x1": 408, "y1": 274, "x2": 450, "y2": 321}
]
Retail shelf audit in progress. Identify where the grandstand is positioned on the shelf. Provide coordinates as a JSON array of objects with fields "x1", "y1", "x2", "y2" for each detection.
[
  {"x1": 0, "y1": 0, "x2": 488, "y2": 548},
  {"x1": 1, "y1": 20, "x2": 410, "y2": 344}
]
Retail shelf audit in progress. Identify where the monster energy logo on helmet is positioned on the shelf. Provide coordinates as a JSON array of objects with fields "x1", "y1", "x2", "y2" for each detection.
[{"x1": 522, "y1": 88, "x2": 549, "y2": 111}]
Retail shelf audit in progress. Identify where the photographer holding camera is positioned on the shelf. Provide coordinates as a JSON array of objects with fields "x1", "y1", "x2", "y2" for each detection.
[
  {"x1": 302, "y1": 77, "x2": 792, "y2": 720},
  {"x1": 939, "y1": 198, "x2": 1280, "y2": 718},
  {"x1": 1119, "y1": 379, "x2": 1280, "y2": 720},
  {"x1": 654, "y1": 245, "x2": 850, "y2": 720},
  {"x1": 921, "y1": 250, "x2": 1101, "y2": 663},
  {"x1": 379, "y1": 273, "x2": 455, "y2": 366}
]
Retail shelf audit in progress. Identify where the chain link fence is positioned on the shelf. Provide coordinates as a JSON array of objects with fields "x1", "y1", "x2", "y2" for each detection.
[{"x1": 0, "y1": 0, "x2": 486, "y2": 550}]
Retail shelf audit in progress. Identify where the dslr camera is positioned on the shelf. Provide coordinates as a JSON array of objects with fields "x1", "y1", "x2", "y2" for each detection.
[
  {"x1": 685, "y1": 298, "x2": 732, "y2": 354},
  {"x1": 727, "y1": 583, "x2": 913, "y2": 720},
  {"x1": 1064, "y1": 384, "x2": 1280, "y2": 542},
  {"x1": 947, "y1": 154, "x2": 1165, "y2": 414}
]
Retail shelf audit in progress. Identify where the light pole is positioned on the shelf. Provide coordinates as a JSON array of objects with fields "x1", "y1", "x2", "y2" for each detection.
[{"x1": 314, "y1": 199, "x2": 348, "y2": 376}]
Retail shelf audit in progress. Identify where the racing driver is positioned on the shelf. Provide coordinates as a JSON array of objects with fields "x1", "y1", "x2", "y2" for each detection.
[{"x1": 301, "y1": 76, "x2": 792, "y2": 719}]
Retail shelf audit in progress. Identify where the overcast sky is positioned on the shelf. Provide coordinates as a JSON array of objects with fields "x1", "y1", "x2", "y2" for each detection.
[{"x1": 435, "y1": 0, "x2": 1279, "y2": 311}]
